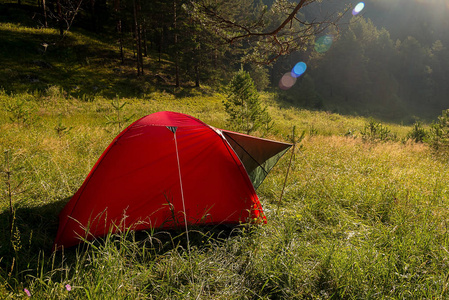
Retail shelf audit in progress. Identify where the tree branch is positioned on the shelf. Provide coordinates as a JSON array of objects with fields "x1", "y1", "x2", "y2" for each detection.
[{"x1": 189, "y1": 0, "x2": 348, "y2": 64}]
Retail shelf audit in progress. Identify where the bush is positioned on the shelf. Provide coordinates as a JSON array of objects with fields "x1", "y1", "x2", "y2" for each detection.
[
  {"x1": 361, "y1": 119, "x2": 394, "y2": 142},
  {"x1": 428, "y1": 109, "x2": 449, "y2": 151},
  {"x1": 406, "y1": 121, "x2": 427, "y2": 143},
  {"x1": 4, "y1": 96, "x2": 37, "y2": 127}
]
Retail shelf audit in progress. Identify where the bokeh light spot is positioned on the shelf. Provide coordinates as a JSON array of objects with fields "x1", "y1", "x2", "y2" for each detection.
[
  {"x1": 291, "y1": 62, "x2": 307, "y2": 78},
  {"x1": 352, "y1": 2, "x2": 365, "y2": 15},
  {"x1": 314, "y1": 35, "x2": 333, "y2": 53},
  {"x1": 279, "y1": 72, "x2": 297, "y2": 90}
]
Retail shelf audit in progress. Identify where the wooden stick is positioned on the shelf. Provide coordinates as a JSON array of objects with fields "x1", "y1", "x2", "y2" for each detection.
[{"x1": 278, "y1": 126, "x2": 296, "y2": 209}]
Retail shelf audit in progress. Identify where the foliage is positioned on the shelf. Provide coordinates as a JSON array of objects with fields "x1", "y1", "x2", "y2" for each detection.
[
  {"x1": 224, "y1": 69, "x2": 271, "y2": 135},
  {"x1": 248, "y1": 64, "x2": 270, "y2": 91},
  {"x1": 3, "y1": 9, "x2": 449, "y2": 296},
  {"x1": 361, "y1": 119, "x2": 394, "y2": 142},
  {"x1": 282, "y1": 74, "x2": 324, "y2": 110},
  {"x1": 428, "y1": 109, "x2": 449, "y2": 151},
  {"x1": 297, "y1": 15, "x2": 447, "y2": 120},
  {"x1": 4, "y1": 97, "x2": 35, "y2": 127},
  {"x1": 406, "y1": 121, "x2": 428, "y2": 143},
  {"x1": 54, "y1": 115, "x2": 72, "y2": 138},
  {"x1": 105, "y1": 96, "x2": 135, "y2": 132},
  {"x1": 2, "y1": 2, "x2": 449, "y2": 121}
]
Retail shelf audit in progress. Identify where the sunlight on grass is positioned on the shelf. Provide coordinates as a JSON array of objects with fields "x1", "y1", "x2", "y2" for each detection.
[{"x1": 1, "y1": 89, "x2": 449, "y2": 298}]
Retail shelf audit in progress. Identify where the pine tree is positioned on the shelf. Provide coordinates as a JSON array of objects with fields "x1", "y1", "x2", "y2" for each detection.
[{"x1": 224, "y1": 69, "x2": 268, "y2": 135}]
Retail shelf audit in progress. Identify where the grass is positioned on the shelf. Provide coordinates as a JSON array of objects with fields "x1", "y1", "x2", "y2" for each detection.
[
  {"x1": 0, "y1": 19, "x2": 185, "y2": 99},
  {"x1": 1, "y1": 14, "x2": 449, "y2": 299},
  {"x1": 1, "y1": 86, "x2": 449, "y2": 299}
]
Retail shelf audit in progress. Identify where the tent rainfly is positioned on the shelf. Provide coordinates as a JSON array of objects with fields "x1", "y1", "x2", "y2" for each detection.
[{"x1": 54, "y1": 111, "x2": 292, "y2": 249}]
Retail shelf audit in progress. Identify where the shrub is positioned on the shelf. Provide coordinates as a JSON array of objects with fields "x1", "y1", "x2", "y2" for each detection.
[
  {"x1": 105, "y1": 96, "x2": 135, "y2": 132},
  {"x1": 406, "y1": 121, "x2": 427, "y2": 143},
  {"x1": 4, "y1": 97, "x2": 37, "y2": 127},
  {"x1": 428, "y1": 109, "x2": 449, "y2": 151},
  {"x1": 361, "y1": 119, "x2": 394, "y2": 142}
]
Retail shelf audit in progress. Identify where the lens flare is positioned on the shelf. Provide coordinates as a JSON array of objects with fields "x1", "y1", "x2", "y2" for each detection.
[
  {"x1": 314, "y1": 35, "x2": 333, "y2": 53},
  {"x1": 279, "y1": 61, "x2": 308, "y2": 90},
  {"x1": 279, "y1": 72, "x2": 297, "y2": 90},
  {"x1": 291, "y1": 62, "x2": 307, "y2": 78},
  {"x1": 352, "y1": 2, "x2": 365, "y2": 15}
]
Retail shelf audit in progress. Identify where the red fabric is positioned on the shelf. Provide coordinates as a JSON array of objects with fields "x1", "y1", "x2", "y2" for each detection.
[{"x1": 54, "y1": 111, "x2": 265, "y2": 249}]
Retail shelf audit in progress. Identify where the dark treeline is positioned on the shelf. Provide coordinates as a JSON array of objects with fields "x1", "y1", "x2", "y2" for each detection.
[
  {"x1": 268, "y1": 0, "x2": 449, "y2": 122},
  {"x1": 3, "y1": 0, "x2": 449, "y2": 121},
  {"x1": 279, "y1": 14, "x2": 449, "y2": 122},
  {"x1": 3, "y1": 0, "x2": 257, "y2": 87}
]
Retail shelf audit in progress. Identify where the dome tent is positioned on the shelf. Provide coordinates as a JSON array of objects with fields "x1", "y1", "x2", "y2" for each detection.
[{"x1": 54, "y1": 111, "x2": 291, "y2": 249}]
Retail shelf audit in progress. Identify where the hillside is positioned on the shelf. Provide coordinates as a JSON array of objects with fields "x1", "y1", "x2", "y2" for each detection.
[
  {"x1": 2, "y1": 7, "x2": 449, "y2": 299},
  {"x1": 2, "y1": 1, "x2": 449, "y2": 123},
  {"x1": 0, "y1": 22, "x2": 180, "y2": 99},
  {"x1": 2, "y1": 82, "x2": 449, "y2": 298}
]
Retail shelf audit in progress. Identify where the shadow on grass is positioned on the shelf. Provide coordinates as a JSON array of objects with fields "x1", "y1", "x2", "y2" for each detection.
[
  {"x1": 0, "y1": 196, "x2": 242, "y2": 258},
  {"x1": 0, "y1": 195, "x2": 249, "y2": 293},
  {"x1": 130, "y1": 223, "x2": 242, "y2": 256},
  {"x1": 0, "y1": 197, "x2": 69, "y2": 270}
]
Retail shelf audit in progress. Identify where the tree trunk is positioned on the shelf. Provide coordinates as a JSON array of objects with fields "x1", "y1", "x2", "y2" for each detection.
[
  {"x1": 114, "y1": 0, "x2": 124, "y2": 64},
  {"x1": 118, "y1": 20, "x2": 124, "y2": 64},
  {"x1": 56, "y1": 0, "x2": 64, "y2": 36},
  {"x1": 142, "y1": 20, "x2": 148, "y2": 57},
  {"x1": 137, "y1": 1, "x2": 144, "y2": 75},
  {"x1": 174, "y1": 0, "x2": 180, "y2": 87},
  {"x1": 158, "y1": 29, "x2": 163, "y2": 62},
  {"x1": 194, "y1": 39, "x2": 200, "y2": 87},
  {"x1": 133, "y1": 0, "x2": 143, "y2": 76},
  {"x1": 195, "y1": 64, "x2": 200, "y2": 88},
  {"x1": 42, "y1": 0, "x2": 48, "y2": 28},
  {"x1": 90, "y1": 0, "x2": 96, "y2": 32}
]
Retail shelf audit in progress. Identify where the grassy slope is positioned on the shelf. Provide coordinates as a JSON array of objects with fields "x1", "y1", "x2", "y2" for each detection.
[
  {"x1": 0, "y1": 19, "x2": 184, "y2": 100},
  {"x1": 1, "y1": 21, "x2": 449, "y2": 299}
]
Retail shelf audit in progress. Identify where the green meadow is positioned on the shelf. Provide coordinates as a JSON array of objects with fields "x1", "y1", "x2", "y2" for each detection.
[
  {"x1": 2, "y1": 17, "x2": 449, "y2": 300},
  {"x1": 1, "y1": 87, "x2": 449, "y2": 299}
]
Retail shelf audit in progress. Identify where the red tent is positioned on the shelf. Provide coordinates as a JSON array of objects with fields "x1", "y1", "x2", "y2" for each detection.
[{"x1": 54, "y1": 111, "x2": 291, "y2": 249}]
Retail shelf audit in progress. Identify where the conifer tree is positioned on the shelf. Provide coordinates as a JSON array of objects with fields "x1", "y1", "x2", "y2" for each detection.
[{"x1": 224, "y1": 69, "x2": 269, "y2": 134}]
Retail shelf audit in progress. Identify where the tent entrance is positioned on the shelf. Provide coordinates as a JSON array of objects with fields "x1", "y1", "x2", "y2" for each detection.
[{"x1": 221, "y1": 130, "x2": 292, "y2": 190}]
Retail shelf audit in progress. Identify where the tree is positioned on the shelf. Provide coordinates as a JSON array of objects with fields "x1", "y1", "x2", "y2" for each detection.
[
  {"x1": 173, "y1": 0, "x2": 180, "y2": 86},
  {"x1": 46, "y1": 0, "x2": 84, "y2": 36},
  {"x1": 429, "y1": 109, "x2": 449, "y2": 151},
  {"x1": 113, "y1": 0, "x2": 124, "y2": 64},
  {"x1": 224, "y1": 69, "x2": 269, "y2": 134},
  {"x1": 302, "y1": 16, "x2": 406, "y2": 118},
  {"x1": 186, "y1": 0, "x2": 347, "y2": 64},
  {"x1": 132, "y1": 0, "x2": 144, "y2": 76}
]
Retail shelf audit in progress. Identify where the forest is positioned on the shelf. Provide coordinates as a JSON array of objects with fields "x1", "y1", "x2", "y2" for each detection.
[
  {"x1": 4, "y1": 1, "x2": 449, "y2": 298},
  {"x1": 1, "y1": 0, "x2": 448, "y2": 122}
]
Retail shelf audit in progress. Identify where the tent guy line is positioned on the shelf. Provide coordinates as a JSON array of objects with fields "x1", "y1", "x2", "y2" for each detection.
[{"x1": 172, "y1": 127, "x2": 191, "y2": 253}]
